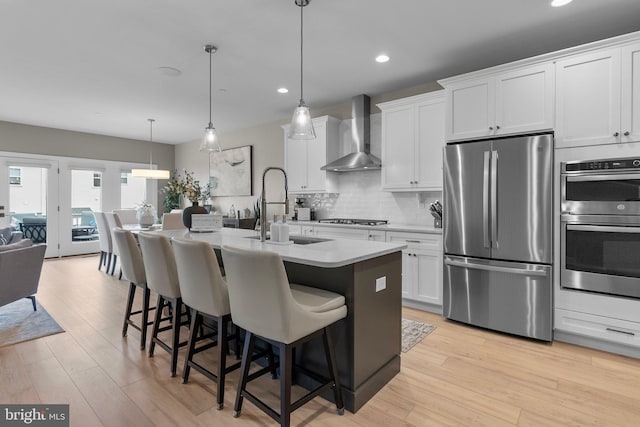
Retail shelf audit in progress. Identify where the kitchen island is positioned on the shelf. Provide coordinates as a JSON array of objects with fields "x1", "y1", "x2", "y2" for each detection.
[{"x1": 158, "y1": 227, "x2": 406, "y2": 412}]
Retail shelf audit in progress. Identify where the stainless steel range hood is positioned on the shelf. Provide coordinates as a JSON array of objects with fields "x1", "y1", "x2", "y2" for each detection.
[{"x1": 321, "y1": 94, "x2": 381, "y2": 171}]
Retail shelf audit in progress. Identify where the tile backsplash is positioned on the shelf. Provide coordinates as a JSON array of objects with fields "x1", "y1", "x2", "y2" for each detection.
[{"x1": 295, "y1": 170, "x2": 441, "y2": 226}]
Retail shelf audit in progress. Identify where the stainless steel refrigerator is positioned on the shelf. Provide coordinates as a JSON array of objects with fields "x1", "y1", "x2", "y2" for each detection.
[{"x1": 443, "y1": 133, "x2": 553, "y2": 341}]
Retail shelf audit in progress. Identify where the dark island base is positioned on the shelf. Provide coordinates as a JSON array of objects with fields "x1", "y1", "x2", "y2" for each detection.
[{"x1": 284, "y1": 251, "x2": 402, "y2": 412}]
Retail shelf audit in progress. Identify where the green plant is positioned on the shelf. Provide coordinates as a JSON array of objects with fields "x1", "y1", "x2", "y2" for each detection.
[{"x1": 161, "y1": 171, "x2": 184, "y2": 212}]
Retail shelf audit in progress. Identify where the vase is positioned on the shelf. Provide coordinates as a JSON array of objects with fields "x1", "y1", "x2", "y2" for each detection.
[
  {"x1": 137, "y1": 209, "x2": 155, "y2": 228},
  {"x1": 182, "y1": 202, "x2": 208, "y2": 230}
]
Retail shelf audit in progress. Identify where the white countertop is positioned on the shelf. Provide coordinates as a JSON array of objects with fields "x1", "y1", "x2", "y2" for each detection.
[
  {"x1": 291, "y1": 220, "x2": 442, "y2": 234},
  {"x1": 156, "y1": 227, "x2": 407, "y2": 268}
]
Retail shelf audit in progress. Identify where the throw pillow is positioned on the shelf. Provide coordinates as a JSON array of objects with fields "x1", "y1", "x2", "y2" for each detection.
[
  {"x1": 0, "y1": 227, "x2": 12, "y2": 245},
  {"x1": 0, "y1": 238, "x2": 33, "y2": 252}
]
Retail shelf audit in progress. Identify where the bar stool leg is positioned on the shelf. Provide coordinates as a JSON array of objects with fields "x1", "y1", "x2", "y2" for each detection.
[
  {"x1": 267, "y1": 344, "x2": 278, "y2": 379},
  {"x1": 233, "y1": 331, "x2": 256, "y2": 418},
  {"x1": 182, "y1": 309, "x2": 200, "y2": 384},
  {"x1": 140, "y1": 286, "x2": 150, "y2": 350},
  {"x1": 279, "y1": 343, "x2": 293, "y2": 427},
  {"x1": 148, "y1": 295, "x2": 164, "y2": 357},
  {"x1": 170, "y1": 298, "x2": 182, "y2": 377},
  {"x1": 216, "y1": 315, "x2": 229, "y2": 410},
  {"x1": 122, "y1": 283, "x2": 136, "y2": 337},
  {"x1": 323, "y1": 327, "x2": 344, "y2": 414}
]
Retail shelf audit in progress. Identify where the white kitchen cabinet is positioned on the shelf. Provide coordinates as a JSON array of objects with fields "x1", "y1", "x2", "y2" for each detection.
[
  {"x1": 378, "y1": 91, "x2": 445, "y2": 191},
  {"x1": 283, "y1": 116, "x2": 339, "y2": 193},
  {"x1": 386, "y1": 232, "x2": 442, "y2": 312},
  {"x1": 311, "y1": 225, "x2": 386, "y2": 241},
  {"x1": 444, "y1": 62, "x2": 554, "y2": 142},
  {"x1": 555, "y1": 308, "x2": 640, "y2": 350},
  {"x1": 555, "y1": 42, "x2": 640, "y2": 148}
]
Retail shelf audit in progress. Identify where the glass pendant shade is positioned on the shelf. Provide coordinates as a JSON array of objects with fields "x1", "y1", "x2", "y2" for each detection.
[
  {"x1": 289, "y1": 0, "x2": 316, "y2": 140},
  {"x1": 200, "y1": 123, "x2": 221, "y2": 152},
  {"x1": 288, "y1": 102, "x2": 315, "y2": 140}
]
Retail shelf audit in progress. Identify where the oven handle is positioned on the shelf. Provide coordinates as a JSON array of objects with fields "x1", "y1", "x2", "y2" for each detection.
[
  {"x1": 566, "y1": 224, "x2": 640, "y2": 233},
  {"x1": 566, "y1": 173, "x2": 640, "y2": 182},
  {"x1": 444, "y1": 259, "x2": 548, "y2": 277}
]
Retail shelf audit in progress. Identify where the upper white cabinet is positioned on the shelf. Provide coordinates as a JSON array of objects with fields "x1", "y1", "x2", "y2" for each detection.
[
  {"x1": 378, "y1": 91, "x2": 445, "y2": 191},
  {"x1": 283, "y1": 116, "x2": 339, "y2": 193},
  {"x1": 443, "y1": 63, "x2": 554, "y2": 142},
  {"x1": 556, "y1": 42, "x2": 640, "y2": 148}
]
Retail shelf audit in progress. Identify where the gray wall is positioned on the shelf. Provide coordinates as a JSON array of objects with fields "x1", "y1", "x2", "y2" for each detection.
[{"x1": 0, "y1": 120, "x2": 174, "y2": 171}]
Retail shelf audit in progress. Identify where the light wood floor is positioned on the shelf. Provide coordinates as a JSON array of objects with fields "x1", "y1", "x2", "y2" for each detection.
[{"x1": 2, "y1": 255, "x2": 640, "y2": 426}]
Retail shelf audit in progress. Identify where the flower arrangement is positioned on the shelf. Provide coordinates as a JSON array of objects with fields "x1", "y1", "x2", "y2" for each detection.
[
  {"x1": 135, "y1": 200, "x2": 156, "y2": 226},
  {"x1": 181, "y1": 170, "x2": 202, "y2": 204},
  {"x1": 161, "y1": 170, "x2": 208, "y2": 210},
  {"x1": 161, "y1": 171, "x2": 184, "y2": 212}
]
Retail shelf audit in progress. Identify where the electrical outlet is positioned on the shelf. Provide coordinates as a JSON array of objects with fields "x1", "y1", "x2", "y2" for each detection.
[{"x1": 375, "y1": 276, "x2": 386, "y2": 292}]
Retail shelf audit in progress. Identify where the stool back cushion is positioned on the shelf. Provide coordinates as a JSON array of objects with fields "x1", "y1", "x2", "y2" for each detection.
[
  {"x1": 221, "y1": 245, "x2": 347, "y2": 344},
  {"x1": 112, "y1": 228, "x2": 146, "y2": 285},
  {"x1": 162, "y1": 213, "x2": 186, "y2": 230},
  {"x1": 171, "y1": 238, "x2": 230, "y2": 317},
  {"x1": 113, "y1": 209, "x2": 138, "y2": 225},
  {"x1": 104, "y1": 213, "x2": 123, "y2": 256},
  {"x1": 93, "y1": 212, "x2": 112, "y2": 252},
  {"x1": 138, "y1": 232, "x2": 181, "y2": 299}
]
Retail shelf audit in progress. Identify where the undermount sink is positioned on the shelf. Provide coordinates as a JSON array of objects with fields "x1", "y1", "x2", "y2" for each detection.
[{"x1": 246, "y1": 235, "x2": 331, "y2": 245}]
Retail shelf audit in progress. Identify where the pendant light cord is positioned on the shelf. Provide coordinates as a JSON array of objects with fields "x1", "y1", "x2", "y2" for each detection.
[
  {"x1": 209, "y1": 48, "x2": 213, "y2": 126},
  {"x1": 299, "y1": 3, "x2": 304, "y2": 104},
  {"x1": 148, "y1": 118, "x2": 154, "y2": 168}
]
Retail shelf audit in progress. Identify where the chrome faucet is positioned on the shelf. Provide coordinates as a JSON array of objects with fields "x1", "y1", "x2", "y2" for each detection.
[{"x1": 260, "y1": 167, "x2": 289, "y2": 242}]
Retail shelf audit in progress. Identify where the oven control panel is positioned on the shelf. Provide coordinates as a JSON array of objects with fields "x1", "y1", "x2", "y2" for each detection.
[{"x1": 564, "y1": 157, "x2": 640, "y2": 172}]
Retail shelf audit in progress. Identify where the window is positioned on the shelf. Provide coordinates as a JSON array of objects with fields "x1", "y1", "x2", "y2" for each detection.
[
  {"x1": 120, "y1": 173, "x2": 128, "y2": 184},
  {"x1": 92, "y1": 172, "x2": 101, "y2": 187},
  {"x1": 9, "y1": 167, "x2": 21, "y2": 185}
]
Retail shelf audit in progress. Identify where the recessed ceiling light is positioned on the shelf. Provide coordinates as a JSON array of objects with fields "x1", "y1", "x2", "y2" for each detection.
[
  {"x1": 376, "y1": 54, "x2": 390, "y2": 63},
  {"x1": 156, "y1": 66, "x2": 182, "y2": 77},
  {"x1": 551, "y1": 0, "x2": 572, "y2": 7},
  {"x1": 277, "y1": 87, "x2": 289, "y2": 94}
]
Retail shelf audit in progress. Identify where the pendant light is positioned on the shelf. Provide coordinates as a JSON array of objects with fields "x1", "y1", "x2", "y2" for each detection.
[
  {"x1": 200, "y1": 44, "x2": 222, "y2": 152},
  {"x1": 287, "y1": 0, "x2": 316, "y2": 140},
  {"x1": 132, "y1": 119, "x2": 170, "y2": 179}
]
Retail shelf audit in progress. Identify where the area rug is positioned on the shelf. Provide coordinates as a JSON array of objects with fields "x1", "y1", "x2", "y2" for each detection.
[
  {"x1": 402, "y1": 318, "x2": 436, "y2": 353},
  {"x1": 0, "y1": 299, "x2": 64, "y2": 348}
]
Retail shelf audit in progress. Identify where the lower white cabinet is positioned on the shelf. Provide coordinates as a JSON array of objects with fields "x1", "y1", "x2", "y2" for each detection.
[
  {"x1": 386, "y1": 232, "x2": 443, "y2": 311},
  {"x1": 310, "y1": 226, "x2": 386, "y2": 241},
  {"x1": 555, "y1": 308, "x2": 640, "y2": 349}
]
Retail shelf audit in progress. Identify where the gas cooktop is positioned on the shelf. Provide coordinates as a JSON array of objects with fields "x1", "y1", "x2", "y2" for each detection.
[{"x1": 318, "y1": 218, "x2": 389, "y2": 226}]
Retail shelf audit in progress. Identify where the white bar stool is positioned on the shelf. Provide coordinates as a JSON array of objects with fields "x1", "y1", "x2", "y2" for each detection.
[
  {"x1": 138, "y1": 232, "x2": 190, "y2": 377},
  {"x1": 171, "y1": 237, "x2": 242, "y2": 410},
  {"x1": 221, "y1": 245, "x2": 347, "y2": 427}
]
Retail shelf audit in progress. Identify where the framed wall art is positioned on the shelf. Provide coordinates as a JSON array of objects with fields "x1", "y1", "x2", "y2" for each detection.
[{"x1": 209, "y1": 145, "x2": 252, "y2": 196}]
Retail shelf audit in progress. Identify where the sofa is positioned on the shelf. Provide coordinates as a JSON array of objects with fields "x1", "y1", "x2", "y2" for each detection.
[
  {"x1": 0, "y1": 227, "x2": 24, "y2": 245},
  {"x1": 0, "y1": 240, "x2": 47, "y2": 310}
]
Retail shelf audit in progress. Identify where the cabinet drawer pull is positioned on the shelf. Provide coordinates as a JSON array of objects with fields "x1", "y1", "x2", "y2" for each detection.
[
  {"x1": 605, "y1": 327, "x2": 635, "y2": 336},
  {"x1": 496, "y1": 125, "x2": 500, "y2": 130},
  {"x1": 624, "y1": 131, "x2": 630, "y2": 136},
  {"x1": 613, "y1": 132, "x2": 620, "y2": 137},
  {"x1": 405, "y1": 239, "x2": 421, "y2": 243},
  {"x1": 489, "y1": 126, "x2": 494, "y2": 131}
]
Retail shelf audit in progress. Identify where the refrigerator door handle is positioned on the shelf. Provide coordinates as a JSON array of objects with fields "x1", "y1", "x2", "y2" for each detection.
[
  {"x1": 483, "y1": 151, "x2": 490, "y2": 249},
  {"x1": 491, "y1": 150, "x2": 498, "y2": 249},
  {"x1": 444, "y1": 258, "x2": 548, "y2": 277}
]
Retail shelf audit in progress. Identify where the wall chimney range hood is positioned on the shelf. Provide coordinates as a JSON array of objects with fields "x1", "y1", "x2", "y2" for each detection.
[{"x1": 321, "y1": 94, "x2": 381, "y2": 172}]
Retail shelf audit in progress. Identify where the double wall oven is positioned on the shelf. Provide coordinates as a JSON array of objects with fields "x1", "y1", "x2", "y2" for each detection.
[{"x1": 561, "y1": 157, "x2": 640, "y2": 299}]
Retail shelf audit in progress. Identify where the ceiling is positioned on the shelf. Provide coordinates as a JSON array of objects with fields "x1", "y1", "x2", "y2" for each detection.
[{"x1": 2, "y1": 0, "x2": 640, "y2": 145}]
